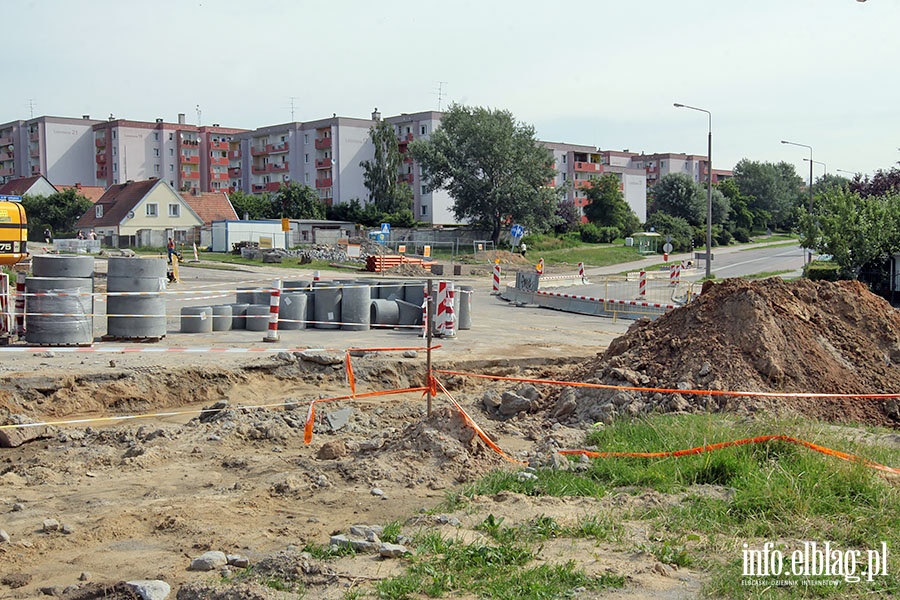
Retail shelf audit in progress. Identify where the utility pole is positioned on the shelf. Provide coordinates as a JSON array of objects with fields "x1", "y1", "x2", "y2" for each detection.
[{"x1": 435, "y1": 82, "x2": 448, "y2": 111}]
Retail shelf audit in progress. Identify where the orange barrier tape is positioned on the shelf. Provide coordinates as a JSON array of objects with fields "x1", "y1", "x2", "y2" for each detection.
[
  {"x1": 433, "y1": 377, "x2": 526, "y2": 465},
  {"x1": 559, "y1": 435, "x2": 900, "y2": 475},
  {"x1": 345, "y1": 352, "x2": 356, "y2": 398},
  {"x1": 302, "y1": 386, "x2": 428, "y2": 444},
  {"x1": 434, "y1": 370, "x2": 900, "y2": 400}
]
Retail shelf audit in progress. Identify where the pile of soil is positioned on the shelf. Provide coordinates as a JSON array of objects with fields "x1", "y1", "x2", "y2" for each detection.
[
  {"x1": 462, "y1": 250, "x2": 531, "y2": 265},
  {"x1": 552, "y1": 278, "x2": 900, "y2": 427}
]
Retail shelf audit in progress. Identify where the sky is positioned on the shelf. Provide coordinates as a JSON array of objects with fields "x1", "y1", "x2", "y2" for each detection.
[{"x1": 4, "y1": 0, "x2": 897, "y2": 182}]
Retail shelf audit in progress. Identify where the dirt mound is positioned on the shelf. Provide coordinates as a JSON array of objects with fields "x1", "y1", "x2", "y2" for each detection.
[
  {"x1": 553, "y1": 278, "x2": 900, "y2": 427},
  {"x1": 463, "y1": 250, "x2": 531, "y2": 265},
  {"x1": 383, "y1": 263, "x2": 434, "y2": 276}
]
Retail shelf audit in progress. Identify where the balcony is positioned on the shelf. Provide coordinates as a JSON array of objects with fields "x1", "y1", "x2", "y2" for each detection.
[
  {"x1": 210, "y1": 140, "x2": 229, "y2": 151},
  {"x1": 96, "y1": 168, "x2": 107, "y2": 178},
  {"x1": 250, "y1": 146, "x2": 268, "y2": 156},
  {"x1": 181, "y1": 155, "x2": 200, "y2": 164},
  {"x1": 0, "y1": 152, "x2": 12, "y2": 161},
  {"x1": 29, "y1": 131, "x2": 39, "y2": 142},
  {"x1": 29, "y1": 148, "x2": 40, "y2": 158},
  {"x1": 29, "y1": 164, "x2": 39, "y2": 174},
  {"x1": 181, "y1": 170, "x2": 200, "y2": 180},
  {"x1": 573, "y1": 180, "x2": 594, "y2": 189},
  {"x1": 228, "y1": 167, "x2": 241, "y2": 177},
  {"x1": 315, "y1": 177, "x2": 333, "y2": 188},
  {"x1": 315, "y1": 157, "x2": 332, "y2": 169},
  {"x1": 397, "y1": 173, "x2": 413, "y2": 184},
  {"x1": 574, "y1": 161, "x2": 602, "y2": 173},
  {"x1": 96, "y1": 154, "x2": 106, "y2": 164},
  {"x1": 180, "y1": 138, "x2": 200, "y2": 147},
  {"x1": 251, "y1": 165, "x2": 268, "y2": 175},
  {"x1": 95, "y1": 137, "x2": 106, "y2": 147},
  {"x1": 252, "y1": 182, "x2": 282, "y2": 193},
  {"x1": 0, "y1": 136, "x2": 12, "y2": 146},
  {"x1": 0, "y1": 167, "x2": 14, "y2": 177},
  {"x1": 270, "y1": 142, "x2": 289, "y2": 154},
  {"x1": 211, "y1": 172, "x2": 229, "y2": 181},
  {"x1": 314, "y1": 137, "x2": 332, "y2": 149},
  {"x1": 228, "y1": 149, "x2": 241, "y2": 159},
  {"x1": 210, "y1": 156, "x2": 229, "y2": 166},
  {"x1": 271, "y1": 162, "x2": 288, "y2": 172}
]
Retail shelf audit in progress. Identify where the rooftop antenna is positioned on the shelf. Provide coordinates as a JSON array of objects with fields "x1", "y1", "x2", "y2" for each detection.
[
  {"x1": 435, "y1": 81, "x2": 448, "y2": 111},
  {"x1": 196, "y1": 104, "x2": 202, "y2": 127},
  {"x1": 28, "y1": 99, "x2": 35, "y2": 119},
  {"x1": 289, "y1": 96, "x2": 298, "y2": 121}
]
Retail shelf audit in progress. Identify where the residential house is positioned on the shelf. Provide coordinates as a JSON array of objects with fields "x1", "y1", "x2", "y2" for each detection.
[
  {"x1": 0, "y1": 174, "x2": 57, "y2": 198},
  {"x1": 180, "y1": 190, "x2": 238, "y2": 249},
  {"x1": 74, "y1": 178, "x2": 202, "y2": 248},
  {"x1": 56, "y1": 183, "x2": 105, "y2": 204}
]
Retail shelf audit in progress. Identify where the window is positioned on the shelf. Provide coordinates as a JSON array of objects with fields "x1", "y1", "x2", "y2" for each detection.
[
  {"x1": 304, "y1": 173, "x2": 309, "y2": 183},
  {"x1": 112, "y1": 131, "x2": 117, "y2": 139},
  {"x1": 169, "y1": 164, "x2": 174, "y2": 172},
  {"x1": 420, "y1": 125, "x2": 427, "y2": 135},
  {"x1": 154, "y1": 148, "x2": 159, "y2": 157},
  {"x1": 421, "y1": 205, "x2": 428, "y2": 216},
  {"x1": 304, "y1": 134, "x2": 309, "y2": 144},
  {"x1": 154, "y1": 164, "x2": 160, "y2": 173},
  {"x1": 562, "y1": 155, "x2": 567, "y2": 164},
  {"x1": 304, "y1": 153, "x2": 309, "y2": 164},
  {"x1": 280, "y1": 135, "x2": 286, "y2": 142},
  {"x1": 421, "y1": 185, "x2": 427, "y2": 195},
  {"x1": 302, "y1": 230, "x2": 309, "y2": 242},
  {"x1": 661, "y1": 160, "x2": 666, "y2": 168},
  {"x1": 153, "y1": 132, "x2": 159, "y2": 141},
  {"x1": 169, "y1": 180, "x2": 174, "y2": 187},
  {"x1": 168, "y1": 133, "x2": 173, "y2": 141},
  {"x1": 169, "y1": 148, "x2": 174, "y2": 156},
  {"x1": 95, "y1": 205, "x2": 103, "y2": 218},
  {"x1": 168, "y1": 204, "x2": 180, "y2": 217},
  {"x1": 113, "y1": 163, "x2": 117, "y2": 172},
  {"x1": 146, "y1": 203, "x2": 158, "y2": 217}
]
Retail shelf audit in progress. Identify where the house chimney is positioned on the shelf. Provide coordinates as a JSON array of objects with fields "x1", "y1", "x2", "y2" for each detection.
[
  {"x1": 372, "y1": 108, "x2": 381, "y2": 121},
  {"x1": 82, "y1": 115, "x2": 90, "y2": 120},
  {"x1": 155, "y1": 118, "x2": 163, "y2": 123},
  {"x1": 213, "y1": 123, "x2": 220, "y2": 127},
  {"x1": 178, "y1": 113, "x2": 185, "y2": 125}
]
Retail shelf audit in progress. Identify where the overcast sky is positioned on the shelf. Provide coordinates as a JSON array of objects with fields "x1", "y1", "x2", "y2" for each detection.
[{"x1": 4, "y1": 0, "x2": 896, "y2": 181}]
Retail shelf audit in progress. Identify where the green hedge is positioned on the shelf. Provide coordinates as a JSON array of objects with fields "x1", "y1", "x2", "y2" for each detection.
[{"x1": 805, "y1": 260, "x2": 840, "y2": 281}]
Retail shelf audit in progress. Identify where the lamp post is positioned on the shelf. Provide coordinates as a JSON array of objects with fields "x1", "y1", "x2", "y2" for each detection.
[
  {"x1": 674, "y1": 103, "x2": 713, "y2": 278},
  {"x1": 781, "y1": 139, "x2": 814, "y2": 263},
  {"x1": 836, "y1": 169, "x2": 857, "y2": 177}
]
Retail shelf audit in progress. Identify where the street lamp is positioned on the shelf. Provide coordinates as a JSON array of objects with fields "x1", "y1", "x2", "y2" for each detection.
[
  {"x1": 781, "y1": 139, "x2": 814, "y2": 263},
  {"x1": 674, "y1": 102, "x2": 713, "y2": 279},
  {"x1": 836, "y1": 169, "x2": 858, "y2": 177}
]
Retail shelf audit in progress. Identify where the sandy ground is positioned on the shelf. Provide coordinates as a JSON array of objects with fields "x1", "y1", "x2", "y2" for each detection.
[{"x1": 0, "y1": 262, "x2": 707, "y2": 598}]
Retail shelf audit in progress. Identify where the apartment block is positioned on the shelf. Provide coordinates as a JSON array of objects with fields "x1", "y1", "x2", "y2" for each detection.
[
  {"x1": 632, "y1": 152, "x2": 732, "y2": 188},
  {"x1": 544, "y1": 142, "x2": 648, "y2": 223},
  {"x1": 92, "y1": 115, "x2": 248, "y2": 194},
  {"x1": 0, "y1": 115, "x2": 102, "y2": 185}
]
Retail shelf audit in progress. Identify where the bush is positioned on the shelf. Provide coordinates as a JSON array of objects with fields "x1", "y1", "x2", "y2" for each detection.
[
  {"x1": 644, "y1": 213, "x2": 693, "y2": 252},
  {"x1": 715, "y1": 227, "x2": 733, "y2": 246},
  {"x1": 805, "y1": 260, "x2": 840, "y2": 281},
  {"x1": 732, "y1": 227, "x2": 752, "y2": 243},
  {"x1": 579, "y1": 223, "x2": 619, "y2": 244}
]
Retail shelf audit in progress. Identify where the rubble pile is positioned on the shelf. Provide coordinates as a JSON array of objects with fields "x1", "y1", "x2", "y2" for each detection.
[{"x1": 551, "y1": 278, "x2": 900, "y2": 427}]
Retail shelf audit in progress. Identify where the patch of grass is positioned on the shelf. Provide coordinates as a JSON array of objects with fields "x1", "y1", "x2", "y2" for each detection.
[
  {"x1": 303, "y1": 540, "x2": 357, "y2": 559},
  {"x1": 375, "y1": 532, "x2": 624, "y2": 600},
  {"x1": 380, "y1": 520, "x2": 403, "y2": 544},
  {"x1": 743, "y1": 270, "x2": 794, "y2": 279}
]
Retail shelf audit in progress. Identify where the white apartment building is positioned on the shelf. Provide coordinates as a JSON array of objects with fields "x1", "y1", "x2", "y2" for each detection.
[{"x1": 0, "y1": 115, "x2": 102, "y2": 185}]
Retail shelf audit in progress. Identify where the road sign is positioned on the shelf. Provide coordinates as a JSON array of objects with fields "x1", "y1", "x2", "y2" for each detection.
[
  {"x1": 511, "y1": 224, "x2": 524, "y2": 238},
  {"x1": 0, "y1": 195, "x2": 21, "y2": 201},
  {"x1": 694, "y1": 252, "x2": 715, "y2": 261},
  {"x1": 663, "y1": 242, "x2": 673, "y2": 254},
  {"x1": 380, "y1": 223, "x2": 391, "y2": 234},
  {"x1": 665, "y1": 235, "x2": 672, "y2": 243}
]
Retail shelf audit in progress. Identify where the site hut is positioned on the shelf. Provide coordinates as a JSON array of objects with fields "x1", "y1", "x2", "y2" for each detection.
[
  {"x1": 209, "y1": 219, "x2": 289, "y2": 252},
  {"x1": 288, "y1": 219, "x2": 357, "y2": 247},
  {"x1": 631, "y1": 231, "x2": 662, "y2": 256}
]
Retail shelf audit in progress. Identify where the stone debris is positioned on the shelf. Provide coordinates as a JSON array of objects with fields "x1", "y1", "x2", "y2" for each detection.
[
  {"x1": 188, "y1": 550, "x2": 228, "y2": 572},
  {"x1": 125, "y1": 580, "x2": 171, "y2": 600}
]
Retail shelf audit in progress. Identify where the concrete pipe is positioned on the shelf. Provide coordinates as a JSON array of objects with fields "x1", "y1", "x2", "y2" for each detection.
[
  {"x1": 283, "y1": 280, "x2": 311, "y2": 291},
  {"x1": 244, "y1": 305, "x2": 272, "y2": 332},
  {"x1": 279, "y1": 292, "x2": 307, "y2": 330},
  {"x1": 457, "y1": 285, "x2": 474, "y2": 330},
  {"x1": 235, "y1": 287, "x2": 257, "y2": 305},
  {"x1": 107, "y1": 256, "x2": 166, "y2": 279},
  {"x1": 106, "y1": 271, "x2": 167, "y2": 339},
  {"x1": 370, "y1": 299, "x2": 400, "y2": 327},
  {"x1": 396, "y1": 299, "x2": 423, "y2": 327},
  {"x1": 32, "y1": 255, "x2": 95, "y2": 279},
  {"x1": 25, "y1": 277, "x2": 93, "y2": 345},
  {"x1": 228, "y1": 303, "x2": 250, "y2": 329},
  {"x1": 180, "y1": 306, "x2": 213, "y2": 334},
  {"x1": 313, "y1": 284, "x2": 342, "y2": 329},
  {"x1": 341, "y1": 284, "x2": 371, "y2": 331},
  {"x1": 211, "y1": 304, "x2": 233, "y2": 331},
  {"x1": 402, "y1": 281, "x2": 427, "y2": 308},
  {"x1": 375, "y1": 280, "x2": 404, "y2": 301}
]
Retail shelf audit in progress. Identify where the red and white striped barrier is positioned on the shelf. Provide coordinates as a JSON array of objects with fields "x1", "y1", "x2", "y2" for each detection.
[
  {"x1": 313, "y1": 270, "x2": 321, "y2": 284},
  {"x1": 421, "y1": 283, "x2": 429, "y2": 337},
  {"x1": 192, "y1": 242, "x2": 199, "y2": 262},
  {"x1": 435, "y1": 280, "x2": 456, "y2": 337},
  {"x1": 15, "y1": 272, "x2": 25, "y2": 336},
  {"x1": 670, "y1": 263, "x2": 681, "y2": 286},
  {"x1": 536, "y1": 289, "x2": 677, "y2": 310},
  {"x1": 263, "y1": 281, "x2": 282, "y2": 342},
  {"x1": 578, "y1": 262, "x2": 586, "y2": 283},
  {"x1": 639, "y1": 270, "x2": 647, "y2": 296},
  {"x1": 492, "y1": 262, "x2": 501, "y2": 295},
  {"x1": 0, "y1": 273, "x2": 9, "y2": 336}
]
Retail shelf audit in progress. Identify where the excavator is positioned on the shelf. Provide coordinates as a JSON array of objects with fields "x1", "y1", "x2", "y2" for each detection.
[{"x1": 0, "y1": 198, "x2": 28, "y2": 266}]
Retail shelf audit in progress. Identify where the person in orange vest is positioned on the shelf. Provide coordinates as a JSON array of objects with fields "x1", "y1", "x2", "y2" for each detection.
[
  {"x1": 167, "y1": 237, "x2": 176, "y2": 264},
  {"x1": 536, "y1": 258, "x2": 544, "y2": 275}
]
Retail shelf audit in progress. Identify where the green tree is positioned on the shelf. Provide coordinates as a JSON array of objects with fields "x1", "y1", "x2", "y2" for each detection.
[
  {"x1": 717, "y1": 179, "x2": 754, "y2": 231},
  {"x1": 801, "y1": 188, "x2": 900, "y2": 280},
  {"x1": 408, "y1": 104, "x2": 558, "y2": 245},
  {"x1": 229, "y1": 190, "x2": 272, "y2": 220},
  {"x1": 650, "y1": 173, "x2": 705, "y2": 225},
  {"x1": 22, "y1": 188, "x2": 92, "y2": 240},
  {"x1": 273, "y1": 182, "x2": 326, "y2": 219},
  {"x1": 732, "y1": 159, "x2": 803, "y2": 230},
  {"x1": 554, "y1": 198, "x2": 581, "y2": 234},
  {"x1": 360, "y1": 120, "x2": 413, "y2": 214},
  {"x1": 583, "y1": 173, "x2": 640, "y2": 235},
  {"x1": 643, "y1": 212, "x2": 694, "y2": 252}
]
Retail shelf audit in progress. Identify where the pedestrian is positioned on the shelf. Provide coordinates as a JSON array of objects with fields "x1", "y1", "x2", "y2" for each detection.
[
  {"x1": 167, "y1": 237, "x2": 175, "y2": 263},
  {"x1": 77, "y1": 230, "x2": 84, "y2": 240},
  {"x1": 519, "y1": 241, "x2": 527, "y2": 257},
  {"x1": 89, "y1": 230, "x2": 97, "y2": 241},
  {"x1": 43, "y1": 228, "x2": 52, "y2": 244}
]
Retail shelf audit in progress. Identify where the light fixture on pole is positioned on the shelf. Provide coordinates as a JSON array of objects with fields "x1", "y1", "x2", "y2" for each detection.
[
  {"x1": 803, "y1": 158, "x2": 826, "y2": 180},
  {"x1": 674, "y1": 102, "x2": 713, "y2": 279},
  {"x1": 781, "y1": 139, "x2": 814, "y2": 264},
  {"x1": 836, "y1": 169, "x2": 857, "y2": 177}
]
